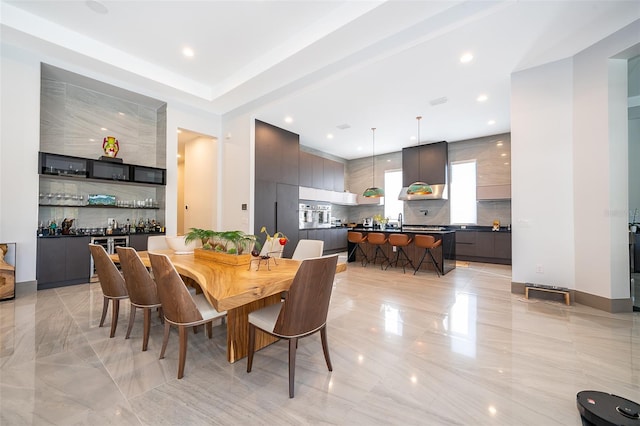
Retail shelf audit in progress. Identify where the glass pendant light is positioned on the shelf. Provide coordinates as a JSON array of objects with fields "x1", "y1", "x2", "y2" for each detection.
[
  {"x1": 363, "y1": 127, "x2": 384, "y2": 198},
  {"x1": 406, "y1": 116, "x2": 433, "y2": 195}
]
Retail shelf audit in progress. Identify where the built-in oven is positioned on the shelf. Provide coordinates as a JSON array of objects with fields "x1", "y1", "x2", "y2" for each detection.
[
  {"x1": 317, "y1": 205, "x2": 331, "y2": 228},
  {"x1": 90, "y1": 235, "x2": 129, "y2": 278},
  {"x1": 299, "y1": 204, "x2": 317, "y2": 229}
]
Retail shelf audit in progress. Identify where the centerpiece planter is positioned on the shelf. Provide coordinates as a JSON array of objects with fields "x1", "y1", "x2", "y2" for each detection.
[{"x1": 185, "y1": 229, "x2": 258, "y2": 266}]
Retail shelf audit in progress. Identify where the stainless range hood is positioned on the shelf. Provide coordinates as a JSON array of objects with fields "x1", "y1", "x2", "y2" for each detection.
[{"x1": 398, "y1": 184, "x2": 448, "y2": 201}]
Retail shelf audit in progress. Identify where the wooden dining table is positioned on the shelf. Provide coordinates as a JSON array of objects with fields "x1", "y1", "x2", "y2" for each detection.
[{"x1": 110, "y1": 249, "x2": 346, "y2": 363}]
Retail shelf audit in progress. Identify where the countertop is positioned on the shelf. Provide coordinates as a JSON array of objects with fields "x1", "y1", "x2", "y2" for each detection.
[
  {"x1": 38, "y1": 231, "x2": 166, "y2": 238},
  {"x1": 348, "y1": 225, "x2": 511, "y2": 234}
]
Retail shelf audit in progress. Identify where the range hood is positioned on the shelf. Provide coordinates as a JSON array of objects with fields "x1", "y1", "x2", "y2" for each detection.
[{"x1": 398, "y1": 184, "x2": 448, "y2": 201}]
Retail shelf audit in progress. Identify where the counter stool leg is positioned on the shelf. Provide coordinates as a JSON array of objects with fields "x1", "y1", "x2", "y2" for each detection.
[{"x1": 413, "y1": 248, "x2": 440, "y2": 277}]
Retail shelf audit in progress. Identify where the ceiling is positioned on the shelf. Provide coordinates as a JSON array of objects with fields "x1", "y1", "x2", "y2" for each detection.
[{"x1": 2, "y1": 1, "x2": 639, "y2": 159}]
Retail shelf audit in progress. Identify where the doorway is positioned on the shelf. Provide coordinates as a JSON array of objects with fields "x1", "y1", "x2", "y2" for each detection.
[{"x1": 177, "y1": 128, "x2": 218, "y2": 235}]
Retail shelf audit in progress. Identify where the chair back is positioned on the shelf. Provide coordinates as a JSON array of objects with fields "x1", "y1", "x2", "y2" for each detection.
[
  {"x1": 259, "y1": 238, "x2": 284, "y2": 258},
  {"x1": 148, "y1": 253, "x2": 203, "y2": 325},
  {"x1": 273, "y1": 255, "x2": 338, "y2": 337},
  {"x1": 291, "y1": 239, "x2": 324, "y2": 260},
  {"x1": 348, "y1": 232, "x2": 367, "y2": 244},
  {"x1": 89, "y1": 244, "x2": 128, "y2": 298},
  {"x1": 388, "y1": 234, "x2": 412, "y2": 246},
  {"x1": 367, "y1": 232, "x2": 387, "y2": 245},
  {"x1": 147, "y1": 235, "x2": 169, "y2": 252},
  {"x1": 115, "y1": 246, "x2": 160, "y2": 306},
  {"x1": 414, "y1": 235, "x2": 442, "y2": 249}
]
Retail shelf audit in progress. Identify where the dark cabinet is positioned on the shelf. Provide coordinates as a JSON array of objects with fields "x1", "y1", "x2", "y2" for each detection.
[
  {"x1": 37, "y1": 236, "x2": 91, "y2": 289},
  {"x1": 455, "y1": 230, "x2": 511, "y2": 264},
  {"x1": 402, "y1": 141, "x2": 448, "y2": 186},
  {"x1": 128, "y1": 234, "x2": 149, "y2": 251},
  {"x1": 299, "y1": 151, "x2": 345, "y2": 192},
  {"x1": 255, "y1": 120, "x2": 299, "y2": 186},
  {"x1": 255, "y1": 120, "x2": 300, "y2": 258}
]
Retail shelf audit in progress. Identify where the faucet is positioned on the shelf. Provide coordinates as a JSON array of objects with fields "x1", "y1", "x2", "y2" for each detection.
[{"x1": 398, "y1": 212, "x2": 403, "y2": 229}]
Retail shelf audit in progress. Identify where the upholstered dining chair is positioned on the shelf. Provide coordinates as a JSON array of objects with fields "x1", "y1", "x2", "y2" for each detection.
[
  {"x1": 246, "y1": 254, "x2": 339, "y2": 398},
  {"x1": 291, "y1": 239, "x2": 324, "y2": 260},
  {"x1": 147, "y1": 252, "x2": 227, "y2": 379},
  {"x1": 146, "y1": 235, "x2": 169, "y2": 253},
  {"x1": 88, "y1": 244, "x2": 129, "y2": 338},
  {"x1": 115, "y1": 247, "x2": 162, "y2": 351}
]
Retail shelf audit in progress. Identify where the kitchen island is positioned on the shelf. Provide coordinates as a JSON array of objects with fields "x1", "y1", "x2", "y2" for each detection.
[{"x1": 347, "y1": 227, "x2": 456, "y2": 275}]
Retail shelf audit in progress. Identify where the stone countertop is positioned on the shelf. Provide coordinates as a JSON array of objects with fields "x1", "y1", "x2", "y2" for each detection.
[
  {"x1": 38, "y1": 231, "x2": 166, "y2": 238},
  {"x1": 348, "y1": 225, "x2": 511, "y2": 234},
  {"x1": 349, "y1": 227, "x2": 455, "y2": 235}
]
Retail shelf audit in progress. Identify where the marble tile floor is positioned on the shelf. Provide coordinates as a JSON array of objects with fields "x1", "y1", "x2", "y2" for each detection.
[{"x1": 1, "y1": 260, "x2": 639, "y2": 425}]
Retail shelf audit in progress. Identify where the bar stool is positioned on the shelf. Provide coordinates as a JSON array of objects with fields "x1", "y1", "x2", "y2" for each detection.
[
  {"x1": 367, "y1": 232, "x2": 390, "y2": 270},
  {"x1": 347, "y1": 232, "x2": 369, "y2": 267},
  {"x1": 386, "y1": 234, "x2": 414, "y2": 273},
  {"x1": 413, "y1": 235, "x2": 442, "y2": 277}
]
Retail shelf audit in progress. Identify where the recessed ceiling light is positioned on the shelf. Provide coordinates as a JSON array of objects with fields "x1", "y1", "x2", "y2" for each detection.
[
  {"x1": 327, "y1": 133, "x2": 334, "y2": 139},
  {"x1": 460, "y1": 52, "x2": 473, "y2": 63},
  {"x1": 85, "y1": 0, "x2": 108, "y2": 14},
  {"x1": 487, "y1": 120, "x2": 496, "y2": 125},
  {"x1": 284, "y1": 116, "x2": 293, "y2": 123},
  {"x1": 182, "y1": 47, "x2": 194, "y2": 58},
  {"x1": 477, "y1": 94, "x2": 488, "y2": 102}
]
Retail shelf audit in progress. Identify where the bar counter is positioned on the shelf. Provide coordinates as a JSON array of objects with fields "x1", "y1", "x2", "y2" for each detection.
[{"x1": 347, "y1": 227, "x2": 456, "y2": 275}]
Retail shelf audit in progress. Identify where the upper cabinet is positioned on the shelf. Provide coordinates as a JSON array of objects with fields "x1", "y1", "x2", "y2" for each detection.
[
  {"x1": 255, "y1": 119, "x2": 299, "y2": 185},
  {"x1": 299, "y1": 151, "x2": 345, "y2": 192},
  {"x1": 402, "y1": 141, "x2": 448, "y2": 187}
]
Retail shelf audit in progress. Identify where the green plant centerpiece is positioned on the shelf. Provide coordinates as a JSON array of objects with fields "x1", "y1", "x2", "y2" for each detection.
[{"x1": 185, "y1": 228, "x2": 259, "y2": 266}]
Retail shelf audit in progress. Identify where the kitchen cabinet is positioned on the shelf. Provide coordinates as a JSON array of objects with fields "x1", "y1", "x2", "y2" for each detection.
[
  {"x1": 255, "y1": 120, "x2": 300, "y2": 258},
  {"x1": 37, "y1": 236, "x2": 91, "y2": 289},
  {"x1": 299, "y1": 228, "x2": 347, "y2": 254},
  {"x1": 128, "y1": 234, "x2": 149, "y2": 251},
  {"x1": 299, "y1": 151, "x2": 345, "y2": 192},
  {"x1": 402, "y1": 141, "x2": 448, "y2": 187},
  {"x1": 455, "y1": 230, "x2": 511, "y2": 264}
]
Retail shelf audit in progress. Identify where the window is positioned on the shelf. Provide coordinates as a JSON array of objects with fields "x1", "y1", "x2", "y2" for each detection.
[
  {"x1": 384, "y1": 169, "x2": 403, "y2": 220},
  {"x1": 450, "y1": 160, "x2": 477, "y2": 224}
]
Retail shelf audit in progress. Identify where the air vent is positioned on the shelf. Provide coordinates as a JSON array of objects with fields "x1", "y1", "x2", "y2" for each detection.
[
  {"x1": 429, "y1": 97, "x2": 448, "y2": 106},
  {"x1": 336, "y1": 123, "x2": 351, "y2": 130}
]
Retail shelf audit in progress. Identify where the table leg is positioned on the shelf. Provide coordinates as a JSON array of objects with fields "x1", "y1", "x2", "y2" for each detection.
[{"x1": 226, "y1": 293, "x2": 281, "y2": 363}]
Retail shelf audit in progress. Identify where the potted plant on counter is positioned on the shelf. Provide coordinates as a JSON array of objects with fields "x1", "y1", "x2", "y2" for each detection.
[{"x1": 373, "y1": 214, "x2": 389, "y2": 230}]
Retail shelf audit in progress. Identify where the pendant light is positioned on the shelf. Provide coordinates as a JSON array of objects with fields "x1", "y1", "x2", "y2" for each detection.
[
  {"x1": 363, "y1": 127, "x2": 384, "y2": 198},
  {"x1": 406, "y1": 116, "x2": 433, "y2": 196}
]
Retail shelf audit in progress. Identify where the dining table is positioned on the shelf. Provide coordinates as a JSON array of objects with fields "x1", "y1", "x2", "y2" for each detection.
[{"x1": 109, "y1": 249, "x2": 346, "y2": 363}]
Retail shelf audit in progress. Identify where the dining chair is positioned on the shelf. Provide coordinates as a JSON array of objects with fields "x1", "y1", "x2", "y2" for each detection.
[
  {"x1": 88, "y1": 244, "x2": 129, "y2": 338},
  {"x1": 115, "y1": 246, "x2": 163, "y2": 351},
  {"x1": 291, "y1": 239, "x2": 324, "y2": 260},
  {"x1": 246, "y1": 254, "x2": 339, "y2": 398},
  {"x1": 148, "y1": 252, "x2": 227, "y2": 379},
  {"x1": 259, "y1": 237, "x2": 284, "y2": 258},
  {"x1": 147, "y1": 235, "x2": 169, "y2": 252}
]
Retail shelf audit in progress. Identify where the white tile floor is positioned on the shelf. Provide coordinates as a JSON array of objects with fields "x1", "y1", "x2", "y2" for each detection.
[{"x1": 1, "y1": 260, "x2": 639, "y2": 425}]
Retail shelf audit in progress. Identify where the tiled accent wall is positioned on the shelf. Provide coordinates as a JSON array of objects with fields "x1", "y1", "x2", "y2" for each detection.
[
  {"x1": 38, "y1": 70, "x2": 167, "y2": 230},
  {"x1": 342, "y1": 133, "x2": 511, "y2": 226},
  {"x1": 40, "y1": 78, "x2": 164, "y2": 167}
]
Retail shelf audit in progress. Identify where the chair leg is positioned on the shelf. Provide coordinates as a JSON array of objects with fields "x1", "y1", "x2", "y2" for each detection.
[
  {"x1": 142, "y1": 307, "x2": 151, "y2": 351},
  {"x1": 247, "y1": 323, "x2": 255, "y2": 372},
  {"x1": 288, "y1": 338, "x2": 298, "y2": 398},
  {"x1": 205, "y1": 321, "x2": 212, "y2": 338},
  {"x1": 398, "y1": 247, "x2": 415, "y2": 273},
  {"x1": 126, "y1": 304, "x2": 136, "y2": 339},
  {"x1": 159, "y1": 321, "x2": 170, "y2": 359},
  {"x1": 109, "y1": 299, "x2": 120, "y2": 338},
  {"x1": 428, "y1": 249, "x2": 441, "y2": 277},
  {"x1": 320, "y1": 325, "x2": 333, "y2": 372},
  {"x1": 372, "y1": 246, "x2": 390, "y2": 270},
  {"x1": 99, "y1": 297, "x2": 109, "y2": 327},
  {"x1": 177, "y1": 325, "x2": 188, "y2": 379},
  {"x1": 413, "y1": 249, "x2": 428, "y2": 275}
]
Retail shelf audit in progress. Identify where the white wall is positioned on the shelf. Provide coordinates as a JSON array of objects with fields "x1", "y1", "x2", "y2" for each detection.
[
  {"x1": 0, "y1": 43, "x2": 40, "y2": 283},
  {"x1": 511, "y1": 20, "x2": 640, "y2": 306},
  {"x1": 220, "y1": 113, "x2": 253, "y2": 234},
  {"x1": 511, "y1": 58, "x2": 576, "y2": 289}
]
